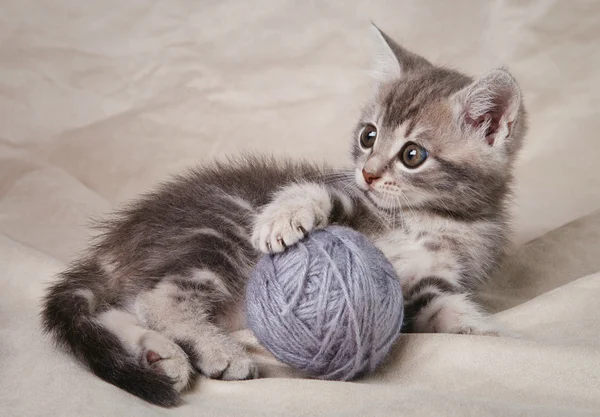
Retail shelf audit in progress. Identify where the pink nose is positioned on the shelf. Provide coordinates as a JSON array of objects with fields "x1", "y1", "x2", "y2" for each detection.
[{"x1": 362, "y1": 169, "x2": 381, "y2": 185}]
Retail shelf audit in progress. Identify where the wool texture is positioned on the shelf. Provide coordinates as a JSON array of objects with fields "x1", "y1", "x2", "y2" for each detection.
[{"x1": 246, "y1": 226, "x2": 404, "y2": 380}]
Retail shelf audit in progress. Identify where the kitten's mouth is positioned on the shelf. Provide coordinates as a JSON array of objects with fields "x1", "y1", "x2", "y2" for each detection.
[
  {"x1": 353, "y1": 172, "x2": 404, "y2": 208},
  {"x1": 365, "y1": 187, "x2": 418, "y2": 210}
]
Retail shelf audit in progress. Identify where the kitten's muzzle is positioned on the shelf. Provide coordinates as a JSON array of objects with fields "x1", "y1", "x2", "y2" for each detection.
[{"x1": 362, "y1": 169, "x2": 381, "y2": 185}]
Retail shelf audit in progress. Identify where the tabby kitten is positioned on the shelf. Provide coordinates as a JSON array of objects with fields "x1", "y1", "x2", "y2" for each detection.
[{"x1": 42, "y1": 25, "x2": 526, "y2": 407}]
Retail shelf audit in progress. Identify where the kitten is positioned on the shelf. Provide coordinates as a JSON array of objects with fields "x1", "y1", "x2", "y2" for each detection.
[{"x1": 41, "y1": 24, "x2": 526, "y2": 407}]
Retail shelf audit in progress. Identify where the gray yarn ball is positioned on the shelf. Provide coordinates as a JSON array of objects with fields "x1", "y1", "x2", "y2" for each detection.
[{"x1": 246, "y1": 226, "x2": 403, "y2": 381}]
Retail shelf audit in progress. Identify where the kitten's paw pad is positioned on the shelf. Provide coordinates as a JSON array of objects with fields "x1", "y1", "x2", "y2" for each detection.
[
  {"x1": 140, "y1": 332, "x2": 193, "y2": 392},
  {"x1": 145, "y1": 350, "x2": 162, "y2": 364},
  {"x1": 252, "y1": 184, "x2": 332, "y2": 253}
]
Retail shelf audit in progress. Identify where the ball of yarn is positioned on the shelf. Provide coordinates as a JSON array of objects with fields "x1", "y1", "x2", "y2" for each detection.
[{"x1": 246, "y1": 226, "x2": 403, "y2": 381}]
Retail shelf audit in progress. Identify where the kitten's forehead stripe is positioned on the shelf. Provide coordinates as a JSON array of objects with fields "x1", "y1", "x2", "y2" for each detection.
[
  {"x1": 381, "y1": 69, "x2": 472, "y2": 133},
  {"x1": 388, "y1": 123, "x2": 413, "y2": 158}
]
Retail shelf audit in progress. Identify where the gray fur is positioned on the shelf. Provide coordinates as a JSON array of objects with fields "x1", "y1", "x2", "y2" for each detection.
[{"x1": 41, "y1": 25, "x2": 526, "y2": 406}]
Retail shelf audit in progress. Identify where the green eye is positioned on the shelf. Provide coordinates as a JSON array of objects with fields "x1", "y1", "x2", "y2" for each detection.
[
  {"x1": 400, "y1": 142, "x2": 428, "y2": 168},
  {"x1": 359, "y1": 124, "x2": 377, "y2": 149}
]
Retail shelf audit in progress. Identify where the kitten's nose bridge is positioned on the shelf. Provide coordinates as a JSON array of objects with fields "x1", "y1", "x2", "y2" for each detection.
[{"x1": 362, "y1": 157, "x2": 387, "y2": 185}]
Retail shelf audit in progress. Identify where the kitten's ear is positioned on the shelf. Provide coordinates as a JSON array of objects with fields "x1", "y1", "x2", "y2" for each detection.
[
  {"x1": 453, "y1": 68, "x2": 522, "y2": 146},
  {"x1": 370, "y1": 23, "x2": 432, "y2": 84}
]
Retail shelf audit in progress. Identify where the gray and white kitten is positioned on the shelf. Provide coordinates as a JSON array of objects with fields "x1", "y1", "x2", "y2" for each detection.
[{"x1": 42, "y1": 25, "x2": 526, "y2": 407}]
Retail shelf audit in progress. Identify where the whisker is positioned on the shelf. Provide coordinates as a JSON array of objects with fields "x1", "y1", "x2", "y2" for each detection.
[
  {"x1": 323, "y1": 174, "x2": 397, "y2": 235},
  {"x1": 399, "y1": 192, "x2": 418, "y2": 225},
  {"x1": 394, "y1": 195, "x2": 406, "y2": 229}
]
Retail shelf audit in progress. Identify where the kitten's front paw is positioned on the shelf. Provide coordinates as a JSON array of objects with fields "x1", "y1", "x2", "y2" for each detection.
[
  {"x1": 195, "y1": 340, "x2": 258, "y2": 381},
  {"x1": 252, "y1": 183, "x2": 332, "y2": 253}
]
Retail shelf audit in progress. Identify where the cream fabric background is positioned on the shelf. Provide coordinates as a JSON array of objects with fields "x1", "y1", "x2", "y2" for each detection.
[{"x1": 1, "y1": 1, "x2": 599, "y2": 416}]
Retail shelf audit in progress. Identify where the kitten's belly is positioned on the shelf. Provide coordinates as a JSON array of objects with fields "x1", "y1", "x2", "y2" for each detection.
[{"x1": 217, "y1": 298, "x2": 247, "y2": 333}]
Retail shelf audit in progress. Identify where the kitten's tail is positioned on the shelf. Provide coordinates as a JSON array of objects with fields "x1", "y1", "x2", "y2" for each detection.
[{"x1": 40, "y1": 263, "x2": 181, "y2": 407}]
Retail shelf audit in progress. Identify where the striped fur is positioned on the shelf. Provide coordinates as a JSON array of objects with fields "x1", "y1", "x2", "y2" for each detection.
[{"x1": 41, "y1": 25, "x2": 526, "y2": 406}]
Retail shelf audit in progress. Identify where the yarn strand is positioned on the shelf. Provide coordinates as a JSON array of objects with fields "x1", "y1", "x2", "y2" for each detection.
[{"x1": 246, "y1": 226, "x2": 404, "y2": 380}]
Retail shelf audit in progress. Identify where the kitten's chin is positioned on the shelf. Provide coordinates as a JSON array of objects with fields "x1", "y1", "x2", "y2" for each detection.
[
  {"x1": 365, "y1": 190, "x2": 397, "y2": 209},
  {"x1": 367, "y1": 189, "x2": 428, "y2": 211}
]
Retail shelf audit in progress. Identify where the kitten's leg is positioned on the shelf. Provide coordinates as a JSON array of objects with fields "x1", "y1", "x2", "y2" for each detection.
[
  {"x1": 97, "y1": 308, "x2": 193, "y2": 391},
  {"x1": 252, "y1": 182, "x2": 355, "y2": 253},
  {"x1": 405, "y1": 291, "x2": 501, "y2": 336},
  {"x1": 135, "y1": 280, "x2": 258, "y2": 380}
]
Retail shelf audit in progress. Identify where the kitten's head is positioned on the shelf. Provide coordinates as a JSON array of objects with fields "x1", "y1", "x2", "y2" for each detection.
[{"x1": 352, "y1": 25, "x2": 527, "y2": 217}]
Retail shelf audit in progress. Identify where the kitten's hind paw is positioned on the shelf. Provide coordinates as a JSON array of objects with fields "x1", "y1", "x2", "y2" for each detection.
[
  {"x1": 140, "y1": 332, "x2": 194, "y2": 392},
  {"x1": 414, "y1": 293, "x2": 506, "y2": 337},
  {"x1": 455, "y1": 324, "x2": 502, "y2": 337}
]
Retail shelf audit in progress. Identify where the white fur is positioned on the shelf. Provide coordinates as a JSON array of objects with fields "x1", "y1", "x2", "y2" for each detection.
[
  {"x1": 452, "y1": 68, "x2": 521, "y2": 151},
  {"x1": 373, "y1": 211, "x2": 503, "y2": 335},
  {"x1": 252, "y1": 182, "x2": 332, "y2": 253},
  {"x1": 97, "y1": 308, "x2": 193, "y2": 392},
  {"x1": 191, "y1": 268, "x2": 231, "y2": 298},
  {"x1": 98, "y1": 254, "x2": 117, "y2": 276},
  {"x1": 355, "y1": 168, "x2": 368, "y2": 191},
  {"x1": 135, "y1": 282, "x2": 257, "y2": 380},
  {"x1": 468, "y1": 69, "x2": 520, "y2": 119},
  {"x1": 221, "y1": 193, "x2": 256, "y2": 213},
  {"x1": 74, "y1": 288, "x2": 96, "y2": 311},
  {"x1": 376, "y1": 229, "x2": 461, "y2": 287},
  {"x1": 190, "y1": 227, "x2": 225, "y2": 239},
  {"x1": 414, "y1": 293, "x2": 501, "y2": 335}
]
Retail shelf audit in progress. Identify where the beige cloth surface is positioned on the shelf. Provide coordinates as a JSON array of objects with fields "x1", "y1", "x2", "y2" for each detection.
[{"x1": 1, "y1": 1, "x2": 600, "y2": 416}]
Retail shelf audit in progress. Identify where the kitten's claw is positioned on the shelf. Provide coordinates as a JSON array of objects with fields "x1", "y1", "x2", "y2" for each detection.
[
  {"x1": 277, "y1": 236, "x2": 287, "y2": 249},
  {"x1": 251, "y1": 184, "x2": 332, "y2": 254}
]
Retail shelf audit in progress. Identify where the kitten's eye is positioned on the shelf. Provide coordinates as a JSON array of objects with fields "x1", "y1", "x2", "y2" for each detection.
[
  {"x1": 400, "y1": 142, "x2": 428, "y2": 168},
  {"x1": 359, "y1": 124, "x2": 377, "y2": 149}
]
